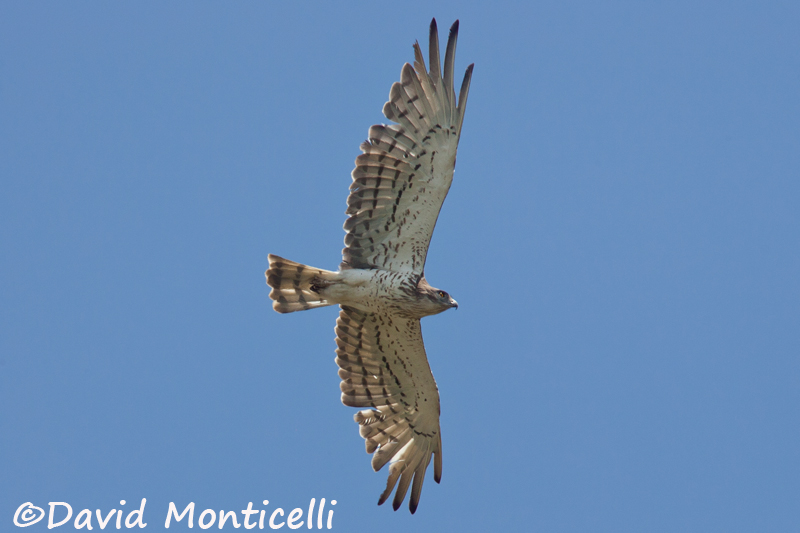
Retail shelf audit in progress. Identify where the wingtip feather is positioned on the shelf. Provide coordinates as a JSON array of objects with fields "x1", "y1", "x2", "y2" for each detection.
[
  {"x1": 443, "y1": 19, "x2": 460, "y2": 121},
  {"x1": 456, "y1": 63, "x2": 474, "y2": 133},
  {"x1": 408, "y1": 454, "x2": 429, "y2": 514},
  {"x1": 434, "y1": 445, "x2": 442, "y2": 483},
  {"x1": 428, "y1": 18, "x2": 441, "y2": 81},
  {"x1": 392, "y1": 468, "x2": 414, "y2": 511},
  {"x1": 378, "y1": 464, "x2": 402, "y2": 507}
]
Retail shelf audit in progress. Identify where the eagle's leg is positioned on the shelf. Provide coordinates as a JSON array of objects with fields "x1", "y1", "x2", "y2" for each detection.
[{"x1": 309, "y1": 278, "x2": 333, "y2": 293}]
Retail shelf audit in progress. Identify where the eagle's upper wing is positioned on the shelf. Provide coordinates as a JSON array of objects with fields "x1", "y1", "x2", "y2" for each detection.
[
  {"x1": 335, "y1": 306, "x2": 442, "y2": 513},
  {"x1": 341, "y1": 19, "x2": 474, "y2": 275}
]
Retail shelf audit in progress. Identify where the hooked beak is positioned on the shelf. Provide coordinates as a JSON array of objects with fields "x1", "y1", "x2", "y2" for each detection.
[{"x1": 451, "y1": 298, "x2": 458, "y2": 310}]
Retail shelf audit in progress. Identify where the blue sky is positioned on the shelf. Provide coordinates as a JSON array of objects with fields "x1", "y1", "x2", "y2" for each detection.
[{"x1": 2, "y1": 2, "x2": 798, "y2": 531}]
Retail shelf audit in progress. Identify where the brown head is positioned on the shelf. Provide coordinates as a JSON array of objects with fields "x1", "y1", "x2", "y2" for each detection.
[{"x1": 414, "y1": 277, "x2": 458, "y2": 317}]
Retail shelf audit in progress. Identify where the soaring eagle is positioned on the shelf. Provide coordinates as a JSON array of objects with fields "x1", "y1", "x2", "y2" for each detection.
[{"x1": 266, "y1": 19, "x2": 473, "y2": 514}]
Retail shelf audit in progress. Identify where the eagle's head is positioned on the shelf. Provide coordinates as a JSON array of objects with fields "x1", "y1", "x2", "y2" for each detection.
[{"x1": 416, "y1": 277, "x2": 458, "y2": 316}]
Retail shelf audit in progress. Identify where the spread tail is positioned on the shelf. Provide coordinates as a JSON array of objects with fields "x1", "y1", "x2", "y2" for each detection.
[{"x1": 265, "y1": 254, "x2": 338, "y2": 313}]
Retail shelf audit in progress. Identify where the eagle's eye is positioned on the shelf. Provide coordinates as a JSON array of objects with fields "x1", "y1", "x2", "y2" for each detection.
[{"x1": 438, "y1": 291, "x2": 446, "y2": 298}]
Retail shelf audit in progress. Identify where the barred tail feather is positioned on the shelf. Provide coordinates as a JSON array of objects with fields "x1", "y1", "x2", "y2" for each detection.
[{"x1": 265, "y1": 254, "x2": 338, "y2": 313}]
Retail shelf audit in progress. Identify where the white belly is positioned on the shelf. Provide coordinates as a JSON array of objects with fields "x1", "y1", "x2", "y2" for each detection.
[{"x1": 322, "y1": 269, "x2": 415, "y2": 315}]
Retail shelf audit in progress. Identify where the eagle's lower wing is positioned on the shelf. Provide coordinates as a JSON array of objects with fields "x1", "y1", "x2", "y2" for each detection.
[
  {"x1": 335, "y1": 306, "x2": 442, "y2": 513},
  {"x1": 341, "y1": 19, "x2": 474, "y2": 275}
]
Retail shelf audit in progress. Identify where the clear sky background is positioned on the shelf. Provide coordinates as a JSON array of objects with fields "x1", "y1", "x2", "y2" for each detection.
[{"x1": 2, "y1": 2, "x2": 798, "y2": 532}]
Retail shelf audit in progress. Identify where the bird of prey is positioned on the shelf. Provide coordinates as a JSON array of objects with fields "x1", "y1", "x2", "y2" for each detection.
[{"x1": 265, "y1": 19, "x2": 473, "y2": 514}]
